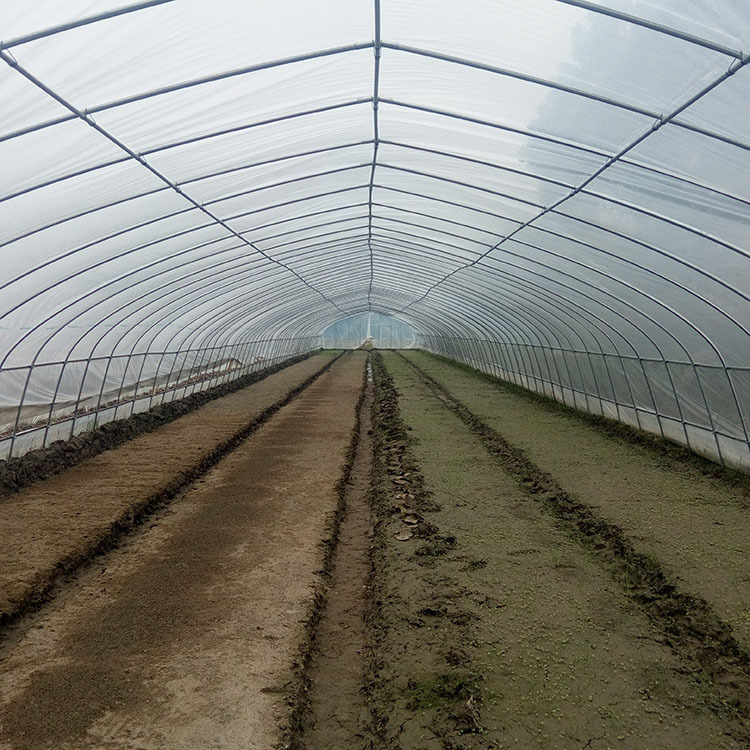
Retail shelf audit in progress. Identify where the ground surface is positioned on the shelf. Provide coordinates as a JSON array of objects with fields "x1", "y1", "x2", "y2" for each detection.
[
  {"x1": 0, "y1": 352, "x2": 336, "y2": 627},
  {"x1": 400, "y1": 351, "x2": 750, "y2": 652},
  {"x1": 0, "y1": 352, "x2": 365, "y2": 750},
  {"x1": 0, "y1": 349, "x2": 748, "y2": 749},
  {"x1": 368, "y1": 351, "x2": 749, "y2": 749}
]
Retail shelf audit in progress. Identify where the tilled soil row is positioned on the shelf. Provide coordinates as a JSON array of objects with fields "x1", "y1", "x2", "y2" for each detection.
[
  {"x1": 398, "y1": 352, "x2": 750, "y2": 741},
  {"x1": 0, "y1": 353, "x2": 341, "y2": 635},
  {"x1": 281, "y1": 356, "x2": 370, "y2": 750},
  {"x1": 365, "y1": 352, "x2": 485, "y2": 747},
  {"x1": 421, "y1": 354, "x2": 750, "y2": 491},
  {"x1": 0, "y1": 352, "x2": 316, "y2": 498},
  {"x1": 0, "y1": 352, "x2": 367, "y2": 750}
]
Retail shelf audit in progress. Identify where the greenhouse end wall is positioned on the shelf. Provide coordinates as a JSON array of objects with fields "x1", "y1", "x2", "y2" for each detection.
[{"x1": 421, "y1": 336, "x2": 750, "y2": 474}]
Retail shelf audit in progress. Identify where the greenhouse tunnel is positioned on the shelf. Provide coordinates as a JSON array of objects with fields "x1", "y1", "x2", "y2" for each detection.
[{"x1": 1, "y1": 0, "x2": 749, "y2": 471}]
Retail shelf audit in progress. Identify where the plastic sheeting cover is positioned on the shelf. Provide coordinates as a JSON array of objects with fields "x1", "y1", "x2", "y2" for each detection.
[{"x1": 0, "y1": 0, "x2": 748, "y2": 468}]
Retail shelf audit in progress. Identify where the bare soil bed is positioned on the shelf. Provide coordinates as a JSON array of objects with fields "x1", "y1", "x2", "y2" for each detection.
[
  {"x1": 0, "y1": 352, "x2": 338, "y2": 630},
  {"x1": 0, "y1": 352, "x2": 366, "y2": 750},
  {"x1": 365, "y1": 351, "x2": 749, "y2": 749}
]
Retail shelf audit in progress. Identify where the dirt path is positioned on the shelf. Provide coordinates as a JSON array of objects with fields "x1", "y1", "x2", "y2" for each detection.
[
  {"x1": 0, "y1": 352, "x2": 337, "y2": 630},
  {"x1": 0, "y1": 352, "x2": 366, "y2": 750},
  {"x1": 368, "y1": 351, "x2": 746, "y2": 749},
  {"x1": 296, "y1": 367, "x2": 375, "y2": 747}
]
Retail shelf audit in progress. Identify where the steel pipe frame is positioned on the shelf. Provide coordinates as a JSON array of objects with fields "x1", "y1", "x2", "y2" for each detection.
[
  {"x1": 92, "y1": 248, "x2": 350, "y2": 371},
  {"x1": 377, "y1": 251, "x2": 591, "y2": 369},
  {"x1": 380, "y1": 237, "x2": 738, "y2": 408},
  {"x1": 158, "y1": 287, "x2": 368, "y2": 399},
  {"x1": 0, "y1": 173, "x2": 374, "y2": 340},
  {"x1": 1, "y1": 128, "x2": 740, "y2": 354},
  {"x1": 2, "y1": 226, "x2": 348, "y2": 390},
  {"x1": 375, "y1": 216, "x2": 502, "y2": 252},
  {"x1": 483, "y1": 235, "x2": 750, "y2": 445},
  {"x1": 375, "y1": 182, "x2": 750, "y2": 333},
  {"x1": 414, "y1": 287, "x2": 661, "y2": 442},
  {"x1": 0, "y1": 100, "x2": 373, "y2": 208},
  {"x1": 413, "y1": 274, "x2": 725, "y2": 458},
  {"x1": 366, "y1": 0, "x2": 382, "y2": 310},
  {"x1": 1, "y1": 1, "x2": 177, "y2": 50},
  {"x1": 10, "y1": 98, "x2": 746, "y2": 261},
  {"x1": 89, "y1": 270, "x2": 324, "y2": 429},
  {"x1": 3, "y1": 49, "x2": 744, "y2": 258},
  {"x1": 377, "y1": 193, "x2": 750, "y2": 334},
  {"x1": 469, "y1": 250, "x2": 737, "y2": 445},
  {"x1": 378, "y1": 102, "x2": 750, "y2": 214},
  {"x1": 1, "y1": 28, "x2": 748, "y2": 264},
  {"x1": 237, "y1": 202, "x2": 369, "y2": 239},
  {"x1": 3, "y1": 338, "x2": 319, "y2": 443},
  {"x1": 0, "y1": 142, "x2": 374, "y2": 251},
  {"x1": 76, "y1": 331, "x2": 312, "y2": 436},
  {"x1": 371, "y1": 224, "x2": 483, "y2": 260},
  {"x1": 2, "y1": 178, "x2": 740, "y2": 452},
  {"x1": 107, "y1": 239, "x2": 371, "y2": 357},
  {"x1": 373, "y1": 201, "x2": 514, "y2": 240},
  {"x1": 5, "y1": 0, "x2": 739, "y2": 65},
  {"x1": 4, "y1": 28, "x2": 746, "y2": 155},
  {"x1": 27, "y1": 234, "x2": 374, "y2": 433},
  {"x1": 424, "y1": 332, "x2": 749, "y2": 450},
  {"x1": 380, "y1": 163, "x2": 746, "y2": 293},
  {"x1": 422, "y1": 247, "x2": 711, "y2": 415},
  {"x1": 2, "y1": 4, "x2": 748, "y2": 458},
  {"x1": 381, "y1": 43, "x2": 750, "y2": 153},
  {"x1": 408, "y1": 288, "x2": 581, "y2": 401},
  {"x1": 0, "y1": 45, "x2": 375, "y2": 143},
  {"x1": 374, "y1": 235, "x2": 646, "y2": 361},
  {"x1": 551, "y1": 0, "x2": 746, "y2": 60},
  {"x1": 397, "y1": 52, "x2": 750, "y2": 312},
  {"x1": 46, "y1": 250, "x2": 285, "y2": 435},
  {"x1": 382, "y1": 179, "x2": 748, "y2": 323},
  {"x1": 40, "y1": 257, "x2": 293, "y2": 444},
  {"x1": 0, "y1": 51, "x2": 349, "y2": 316},
  {"x1": 371, "y1": 243, "x2": 616, "y2": 393},
  {"x1": 4, "y1": 225, "x2": 301, "y2": 373},
  {"x1": 373, "y1": 201, "x2": 750, "y2": 367},
  {"x1": 377, "y1": 139, "x2": 750, "y2": 254},
  {"x1": 253, "y1": 223, "x2": 370, "y2": 256},
  {"x1": 371, "y1": 231, "x2": 712, "y2": 443}
]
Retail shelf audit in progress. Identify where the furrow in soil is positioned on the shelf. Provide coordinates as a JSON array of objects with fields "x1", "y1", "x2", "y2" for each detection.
[{"x1": 290, "y1": 364, "x2": 375, "y2": 748}]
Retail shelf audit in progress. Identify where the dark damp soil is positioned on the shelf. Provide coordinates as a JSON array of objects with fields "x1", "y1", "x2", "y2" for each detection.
[
  {"x1": 365, "y1": 351, "x2": 485, "y2": 749},
  {"x1": 361, "y1": 351, "x2": 748, "y2": 749},
  {"x1": 0, "y1": 351, "x2": 320, "y2": 498}
]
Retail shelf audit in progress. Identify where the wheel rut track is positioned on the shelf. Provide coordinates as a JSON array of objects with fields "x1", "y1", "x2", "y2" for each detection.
[
  {"x1": 397, "y1": 351, "x2": 750, "y2": 742},
  {"x1": 0, "y1": 352, "x2": 343, "y2": 639},
  {"x1": 281, "y1": 355, "x2": 371, "y2": 749}
]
